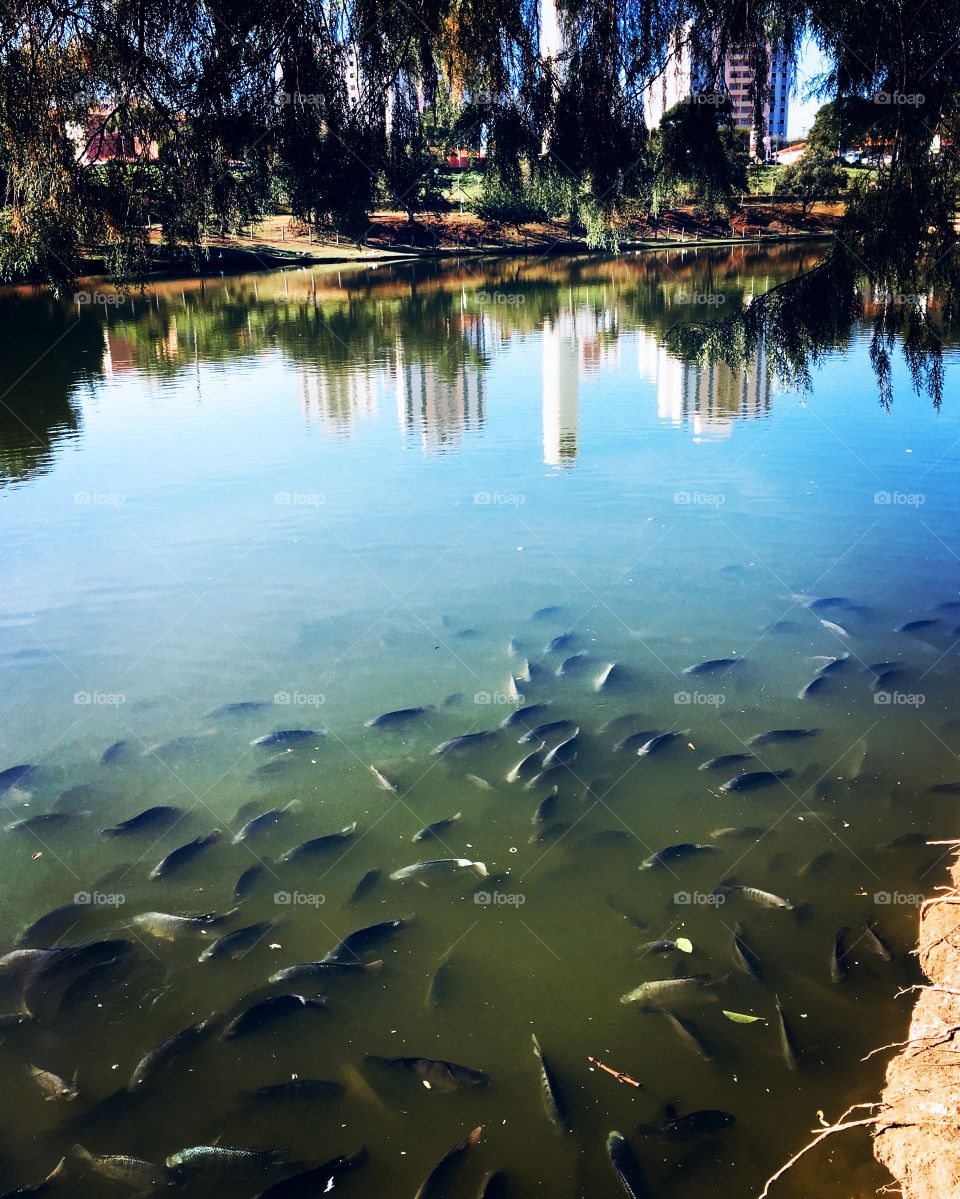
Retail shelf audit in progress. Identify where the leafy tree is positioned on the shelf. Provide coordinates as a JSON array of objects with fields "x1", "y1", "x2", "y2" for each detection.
[
  {"x1": 777, "y1": 148, "x2": 847, "y2": 218},
  {"x1": 806, "y1": 97, "x2": 881, "y2": 156},
  {"x1": 650, "y1": 98, "x2": 747, "y2": 215}
]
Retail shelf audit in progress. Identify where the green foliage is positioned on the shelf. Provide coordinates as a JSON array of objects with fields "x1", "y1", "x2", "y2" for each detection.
[
  {"x1": 475, "y1": 167, "x2": 544, "y2": 229},
  {"x1": 650, "y1": 99, "x2": 747, "y2": 216},
  {"x1": 777, "y1": 149, "x2": 847, "y2": 217}
]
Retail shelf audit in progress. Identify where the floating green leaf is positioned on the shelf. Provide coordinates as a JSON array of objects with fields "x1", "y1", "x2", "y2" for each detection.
[
  {"x1": 722, "y1": 1010, "x2": 766, "y2": 1024},
  {"x1": 675, "y1": 937, "x2": 693, "y2": 954}
]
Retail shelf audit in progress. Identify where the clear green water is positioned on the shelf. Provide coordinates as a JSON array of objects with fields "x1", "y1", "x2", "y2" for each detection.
[{"x1": 0, "y1": 248, "x2": 958, "y2": 1197}]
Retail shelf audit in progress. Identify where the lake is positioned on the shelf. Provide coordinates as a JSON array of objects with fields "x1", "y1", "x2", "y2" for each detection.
[{"x1": 0, "y1": 247, "x2": 958, "y2": 1197}]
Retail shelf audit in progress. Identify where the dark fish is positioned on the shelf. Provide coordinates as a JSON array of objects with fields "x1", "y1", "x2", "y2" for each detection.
[
  {"x1": 207, "y1": 701, "x2": 272, "y2": 718},
  {"x1": 699, "y1": 753, "x2": 753, "y2": 772},
  {"x1": 863, "y1": 919, "x2": 893, "y2": 961},
  {"x1": 720, "y1": 769, "x2": 793, "y2": 793},
  {"x1": 250, "y1": 729, "x2": 322, "y2": 747},
  {"x1": 556, "y1": 652, "x2": 588, "y2": 676},
  {"x1": 365, "y1": 707, "x2": 429, "y2": 729},
  {"x1": 544, "y1": 632, "x2": 574, "y2": 653},
  {"x1": 532, "y1": 605, "x2": 563, "y2": 620},
  {"x1": 748, "y1": 728, "x2": 820, "y2": 746},
  {"x1": 816, "y1": 653, "x2": 850, "y2": 675},
  {"x1": 830, "y1": 927, "x2": 849, "y2": 983},
  {"x1": 100, "y1": 741, "x2": 133, "y2": 766},
  {"x1": 879, "y1": 832, "x2": 929, "y2": 850},
  {"x1": 637, "y1": 939, "x2": 680, "y2": 955},
  {"x1": 70, "y1": 1146, "x2": 171, "y2": 1190},
  {"x1": 222, "y1": 994, "x2": 328, "y2": 1039},
  {"x1": 0, "y1": 947, "x2": 61, "y2": 981},
  {"x1": 413, "y1": 813, "x2": 462, "y2": 842},
  {"x1": 233, "y1": 801, "x2": 300, "y2": 843},
  {"x1": 346, "y1": 868, "x2": 382, "y2": 905},
  {"x1": 798, "y1": 676, "x2": 828, "y2": 699},
  {"x1": 198, "y1": 921, "x2": 276, "y2": 963},
  {"x1": 414, "y1": 1127, "x2": 483, "y2": 1199},
  {"x1": 241, "y1": 1078, "x2": 344, "y2": 1102},
  {"x1": 367, "y1": 1055, "x2": 489, "y2": 1092},
  {"x1": 709, "y1": 826, "x2": 770, "y2": 841},
  {"x1": 719, "y1": 879, "x2": 793, "y2": 910},
  {"x1": 542, "y1": 733, "x2": 579, "y2": 767},
  {"x1": 594, "y1": 662, "x2": 622, "y2": 690},
  {"x1": 732, "y1": 923, "x2": 762, "y2": 980},
  {"x1": 252, "y1": 1149, "x2": 368, "y2": 1199},
  {"x1": 640, "y1": 843, "x2": 716, "y2": 870},
  {"x1": 599, "y1": 713, "x2": 650, "y2": 736},
  {"x1": 899, "y1": 619, "x2": 939, "y2": 632},
  {"x1": 149, "y1": 830, "x2": 221, "y2": 879},
  {"x1": 322, "y1": 917, "x2": 412, "y2": 963},
  {"x1": 501, "y1": 703, "x2": 550, "y2": 729},
  {"x1": 872, "y1": 669, "x2": 903, "y2": 692},
  {"x1": 614, "y1": 731, "x2": 659, "y2": 753},
  {"x1": 132, "y1": 910, "x2": 237, "y2": 940},
  {"x1": 524, "y1": 765, "x2": 572, "y2": 792},
  {"x1": 797, "y1": 850, "x2": 836, "y2": 877},
  {"x1": 5, "y1": 813, "x2": 73, "y2": 833},
  {"x1": 128, "y1": 1015, "x2": 222, "y2": 1091},
  {"x1": 775, "y1": 994, "x2": 799, "y2": 1069},
  {"x1": 426, "y1": 958, "x2": 456, "y2": 1009},
  {"x1": 22, "y1": 941, "x2": 134, "y2": 1020},
  {"x1": 165, "y1": 1145, "x2": 289, "y2": 1177},
  {"x1": 432, "y1": 731, "x2": 499, "y2": 756},
  {"x1": 606, "y1": 1131, "x2": 647, "y2": 1199},
  {"x1": 477, "y1": 1169, "x2": 509, "y2": 1199},
  {"x1": 533, "y1": 790, "x2": 560, "y2": 824},
  {"x1": 101, "y1": 806, "x2": 180, "y2": 837},
  {"x1": 234, "y1": 863, "x2": 269, "y2": 903},
  {"x1": 0, "y1": 764, "x2": 37, "y2": 793},
  {"x1": 808, "y1": 596, "x2": 854, "y2": 613},
  {"x1": 531, "y1": 1033, "x2": 567, "y2": 1130},
  {"x1": 0, "y1": 1156, "x2": 65, "y2": 1196},
  {"x1": 54, "y1": 783, "x2": 103, "y2": 811},
  {"x1": 278, "y1": 823, "x2": 357, "y2": 863},
  {"x1": 269, "y1": 959, "x2": 382, "y2": 984},
  {"x1": 605, "y1": 897, "x2": 648, "y2": 928},
  {"x1": 528, "y1": 821, "x2": 573, "y2": 845},
  {"x1": 637, "y1": 1106, "x2": 735, "y2": 1139},
  {"x1": 253, "y1": 755, "x2": 299, "y2": 778},
  {"x1": 637, "y1": 732, "x2": 683, "y2": 757},
  {"x1": 506, "y1": 746, "x2": 545, "y2": 783},
  {"x1": 683, "y1": 658, "x2": 741, "y2": 675},
  {"x1": 16, "y1": 903, "x2": 86, "y2": 948},
  {"x1": 519, "y1": 719, "x2": 576, "y2": 744},
  {"x1": 928, "y1": 782, "x2": 960, "y2": 795},
  {"x1": 656, "y1": 1008, "x2": 711, "y2": 1060},
  {"x1": 142, "y1": 735, "x2": 208, "y2": 760}
]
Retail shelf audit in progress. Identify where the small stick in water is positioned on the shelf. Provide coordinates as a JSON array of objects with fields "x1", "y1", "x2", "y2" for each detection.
[{"x1": 587, "y1": 1056, "x2": 642, "y2": 1088}]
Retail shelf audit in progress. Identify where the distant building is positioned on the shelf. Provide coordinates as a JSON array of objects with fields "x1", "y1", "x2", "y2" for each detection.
[
  {"x1": 68, "y1": 109, "x2": 159, "y2": 166},
  {"x1": 774, "y1": 142, "x2": 806, "y2": 165}
]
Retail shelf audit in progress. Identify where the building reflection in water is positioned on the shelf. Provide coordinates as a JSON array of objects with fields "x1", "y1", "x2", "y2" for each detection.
[
  {"x1": 300, "y1": 365, "x2": 379, "y2": 435},
  {"x1": 542, "y1": 306, "x2": 622, "y2": 467}
]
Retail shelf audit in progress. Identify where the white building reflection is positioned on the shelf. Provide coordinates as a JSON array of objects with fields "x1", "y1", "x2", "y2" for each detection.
[
  {"x1": 299, "y1": 364, "x2": 379, "y2": 435},
  {"x1": 395, "y1": 342, "x2": 485, "y2": 451},
  {"x1": 541, "y1": 307, "x2": 622, "y2": 466}
]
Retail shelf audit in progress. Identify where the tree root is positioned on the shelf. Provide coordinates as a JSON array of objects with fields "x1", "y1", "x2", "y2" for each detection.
[{"x1": 757, "y1": 1104, "x2": 887, "y2": 1199}]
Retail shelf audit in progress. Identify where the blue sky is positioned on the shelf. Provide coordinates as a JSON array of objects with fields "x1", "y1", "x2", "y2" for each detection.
[{"x1": 790, "y1": 36, "x2": 832, "y2": 138}]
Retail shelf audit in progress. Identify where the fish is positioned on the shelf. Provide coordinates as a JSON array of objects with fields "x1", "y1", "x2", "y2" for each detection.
[
  {"x1": 637, "y1": 732, "x2": 683, "y2": 757},
  {"x1": 0, "y1": 764, "x2": 37, "y2": 793},
  {"x1": 872, "y1": 669, "x2": 903, "y2": 692},
  {"x1": 369, "y1": 765, "x2": 399, "y2": 792},
  {"x1": 636, "y1": 1106, "x2": 735, "y2": 1140},
  {"x1": 233, "y1": 801, "x2": 300, "y2": 844},
  {"x1": 816, "y1": 653, "x2": 850, "y2": 675},
  {"x1": 542, "y1": 732, "x2": 579, "y2": 767},
  {"x1": 556, "y1": 651, "x2": 588, "y2": 676},
  {"x1": 6, "y1": 812, "x2": 76, "y2": 833},
  {"x1": 507, "y1": 637, "x2": 522, "y2": 655},
  {"x1": 70, "y1": 1145, "x2": 171, "y2": 1190},
  {"x1": 719, "y1": 879, "x2": 793, "y2": 910},
  {"x1": 599, "y1": 713, "x2": 650, "y2": 736},
  {"x1": 576, "y1": 830, "x2": 635, "y2": 850},
  {"x1": 466, "y1": 774, "x2": 493, "y2": 791},
  {"x1": 132, "y1": 910, "x2": 237, "y2": 940},
  {"x1": 524, "y1": 765, "x2": 572, "y2": 792},
  {"x1": 100, "y1": 741, "x2": 133, "y2": 766},
  {"x1": 808, "y1": 596, "x2": 854, "y2": 613},
  {"x1": 820, "y1": 618, "x2": 850, "y2": 636},
  {"x1": 620, "y1": 975, "x2": 712, "y2": 1006},
  {"x1": 391, "y1": 858, "x2": 487, "y2": 881},
  {"x1": 426, "y1": 957, "x2": 456, "y2": 1008},
  {"x1": 544, "y1": 632, "x2": 574, "y2": 653},
  {"x1": 900, "y1": 619, "x2": 939, "y2": 632},
  {"x1": 16, "y1": 902, "x2": 86, "y2": 948},
  {"x1": 830, "y1": 927, "x2": 849, "y2": 983},
  {"x1": 100, "y1": 806, "x2": 180, "y2": 837},
  {"x1": 128, "y1": 1015, "x2": 223, "y2": 1090},
  {"x1": 198, "y1": 920, "x2": 276, "y2": 963},
  {"x1": 251, "y1": 1149, "x2": 368, "y2": 1199},
  {"x1": 366, "y1": 1055, "x2": 489, "y2": 1092},
  {"x1": 322, "y1": 917, "x2": 412, "y2": 963},
  {"x1": 519, "y1": 719, "x2": 576, "y2": 744},
  {"x1": 365, "y1": 707, "x2": 429, "y2": 728},
  {"x1": 531, "y1": 1033, "x2": 567, "y2": 1130},
  {"x1": 528, "y1": 821, "x2": 573, "y2": 845},
  {"x1": 798, "y1": 676, "x2": 828, "y2": 699},
  {"x1": 748, "y1": 728, "x2": 820, "y2": 746},
  {"x1": 432, "y1": 731, "x2": 499, "y2": 756},
  {"x1": 732, "y1": 923, "x2": 762, "y2": 980},
  {"x1": 346, "y1": 868, "x2": 382, "y2": 905},
  {"x1": 720, "y1": 769, "x2": 794, "y2": 793},
  {"x1": 532, "y1": 606, "x2": 563, "y2": 620},
  {"x1": 234, "y1": 863, "x2": 269, "y2": 903},
  {"x1": 54, "y1": 783, "x2": 103, "y2": 811},
  {"x1": 269, "y1": 959, "x2": 383, "y2": 984},
  {"x1": 878, "y1": 832, "x2": 929, "y2": 850},
  {"x1": 605, "y1": 897, "x2": 648, "y2": 928},
  {"x1": 698, "y1": 753, "x2": 753, "y2": 771},
  {"x1": 606, "y1": 1131, "x2": 646, "y2": 1199},
  {"x1": 413, "y1": 813, "x2": 462, "y2": 842},
  {"x1": 594, "y1": 663, "x2": 621, "y2": 690},
  {"x1": 928, "y1": 782, "x2": 960, "y2": 795},
  {"x1": 655, "y1": 1008, "x2": 712, "y2": 1060},
  {"x1": 863, "y1": 919, "x2": 893, "y2": 961},
  {"x1": 414, "y1": 1126, "x2": 483, "y2": 1199},
  {"x1": 142, "y1": 735, "x2": 209, "y2": 761},
  {"x1": 683, "y1": 658, "x2": 741, "y2": 675},
  {"x1": 207, "y1": 701, "x2": 272, "y2": 718},
  {"x1": 252, "y1": 754, "x2": 299, "y2": 778},
  {"x1": 0, "y1": 948, "x2": 61, "y2": 981},
  {"x1": 613, "y1": 731, "x2": 660, "y2": 753},
  {"x1": 165, "y1": 1146, "x2": 288, "y2": 1177},
  {"x1": 240, "y1": 1078, "x2": 345, "y2": 1102},
  {"x1": 514, "y1": 659, "x2": 534, "y2": 683},
  {"x1": 0, "y1": 1156, "x2": 65, "y2": 1197},
  {"x1": 222, "y1": 994, "x2": 328, "y2": 1039},
  {"x1": 500, "y1": 703, "x2": 550, "y2": 729},
  {"x1": 774, "y1": 994, "x2": 799, "y2": 1069},
  {"x1": 29, "y1": 1065, "x2": 80, "y2": 1102},
  {"x1": 22, "y1": 941, "x2": 134, "y2": 1020},
  {"x1": 278, "y1": 823, "x2": 358, "y2": 863},
  {"x1": 709, "y1": 826, "x2": 770, "y2": 841},
  {"x1": 250, "y1": 729, "x2": 322, "y2": 747},
  {"x1": 533, "y1": 790, "x2": 560, "y2": 824},
  {"x1": 797, "y1": 851, "x2": 837, "y2": 877},
  {"x1": 149, "y1": 830, "x2": 221, "y2": 879},
  {"x1": 640, "y1": 843, "x2": 717, "y2": 870},
  {"x1": 506, "y1": 746, "x2": 545, "y2": 783},
  {"x1": 477, "y1": 1169, "x2": 510, "y2": 1199},
  {"x1": 637, "y1": 939, "x2": 681, "y2": 955}
]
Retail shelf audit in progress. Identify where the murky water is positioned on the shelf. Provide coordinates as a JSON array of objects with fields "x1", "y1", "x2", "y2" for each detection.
[{"x1": 0, "y1": 248, "x2": 959, "y2": 1197}]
